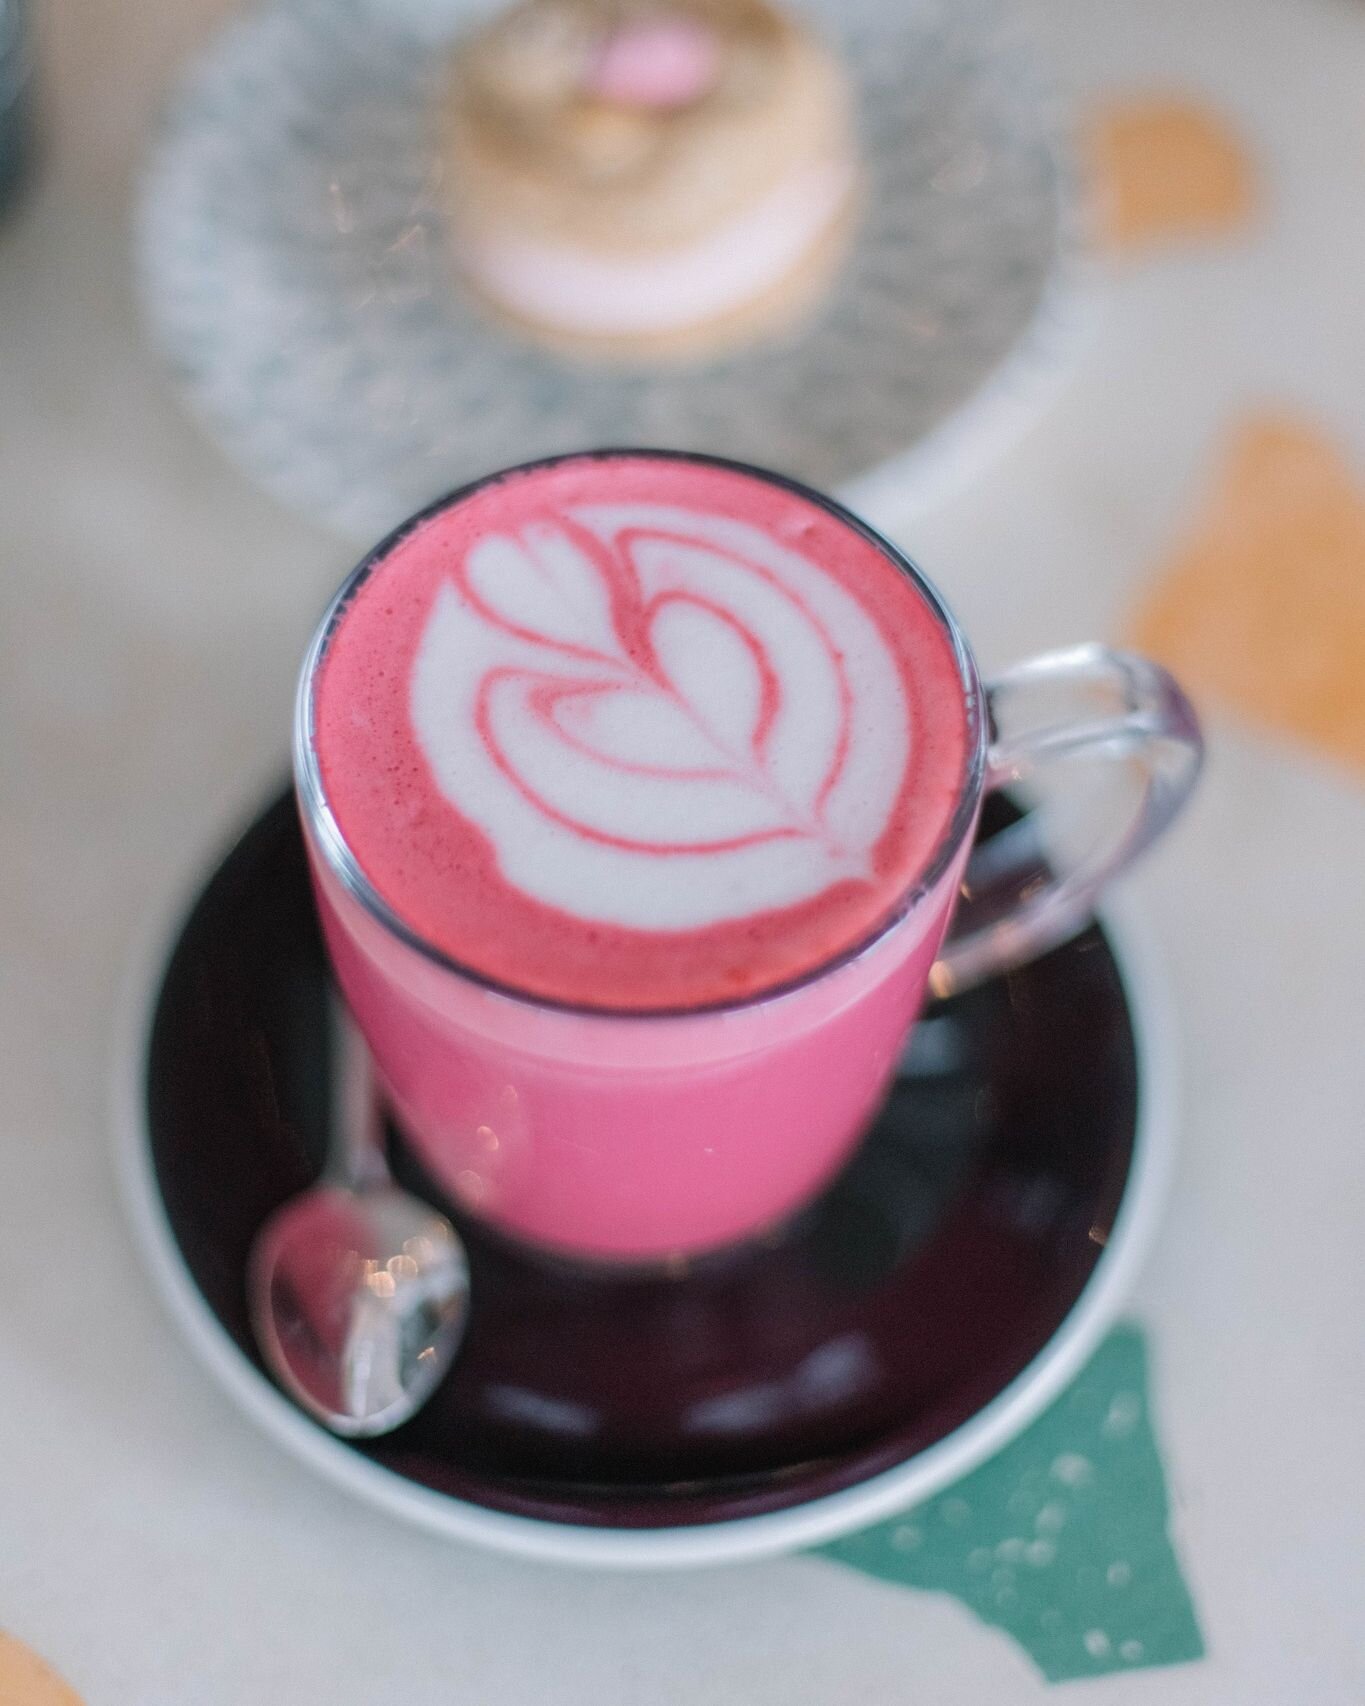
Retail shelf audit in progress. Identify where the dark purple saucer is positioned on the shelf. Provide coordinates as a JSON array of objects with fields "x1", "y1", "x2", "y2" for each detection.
[{"x1": 136, "y1": 790, "x2": 1146, "y2": 1544}]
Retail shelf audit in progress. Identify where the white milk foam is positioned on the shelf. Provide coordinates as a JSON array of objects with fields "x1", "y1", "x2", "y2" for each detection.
[{"x1": 410, "y1": 502, "x2": 911, "y2": 932}]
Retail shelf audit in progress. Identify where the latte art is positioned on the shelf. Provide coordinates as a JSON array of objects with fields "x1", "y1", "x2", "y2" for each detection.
[
  {"x1": 313, "y1": 456, "x2": 970, "y2": 1008},
  {"x1": 410, "y1": 505, "x2": 909, "y2": 931}
]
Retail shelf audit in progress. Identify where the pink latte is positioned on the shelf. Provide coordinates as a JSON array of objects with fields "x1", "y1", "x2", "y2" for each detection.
[
  {"x1": 313, "y1": 455, "x2": 969, "y2": 1012},
  {"x1": 300, "y1": 453, "x2": 980, "y2": 1260}
]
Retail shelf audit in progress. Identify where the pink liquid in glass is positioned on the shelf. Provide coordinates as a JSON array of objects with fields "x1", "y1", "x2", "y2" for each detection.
[{"x1": 301, "y1": 454, "x2": 979, "y2": 1261}]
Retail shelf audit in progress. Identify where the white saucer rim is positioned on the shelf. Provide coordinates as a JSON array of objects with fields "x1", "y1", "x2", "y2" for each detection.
[{"x1": 111, "y1": 783, "x2": 1178, "y2": 1572}]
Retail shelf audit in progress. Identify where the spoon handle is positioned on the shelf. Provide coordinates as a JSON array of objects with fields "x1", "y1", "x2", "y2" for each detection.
[{"x1": 329, "y1": 994, "x2": 390, "y2": 1191}]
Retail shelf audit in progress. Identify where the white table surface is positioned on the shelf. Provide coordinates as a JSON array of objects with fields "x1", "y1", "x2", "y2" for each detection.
[{"x1": 3, "y1": 0, "x2": 1363, "y2": 1698}]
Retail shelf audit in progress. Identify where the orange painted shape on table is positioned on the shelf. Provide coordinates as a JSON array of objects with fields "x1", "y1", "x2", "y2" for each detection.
[
  {"x1": 1130, "y1": 415, "x2": 1365, "y2": 774},
  {"x1": 0, "y1": 1634, "x2": 84, "y2": 1706},
  {"x1": 1086, "y1": 95, "x2": 1256, "y2": 250}
]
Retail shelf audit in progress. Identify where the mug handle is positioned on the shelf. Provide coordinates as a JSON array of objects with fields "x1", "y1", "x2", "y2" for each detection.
[{"x1": 931, "y1": 644, "x2": 1204, "y2": 998}]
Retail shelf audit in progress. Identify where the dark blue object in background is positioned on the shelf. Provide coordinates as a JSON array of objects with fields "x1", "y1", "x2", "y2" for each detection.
[{"x1": 0, "y1": 0, "x2": 33, "y2": 219}]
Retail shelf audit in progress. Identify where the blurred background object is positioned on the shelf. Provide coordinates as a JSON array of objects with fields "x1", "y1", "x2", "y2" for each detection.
[
  {"x1": 1131, "y1": 412, "x2": 1365, "y2": 774},
  {"x1": 1085, "y1": 94, "x2": 1256, "y2": 253},
  {"x1": 441, "y1": 0, "x2": 862, "y2": 360},
  {"x1": 135, "y1": 0, "x2": 1077, "y2": 543},
  {"x1": 0, "y1": 0, "x2": 33, "y2": 216}
]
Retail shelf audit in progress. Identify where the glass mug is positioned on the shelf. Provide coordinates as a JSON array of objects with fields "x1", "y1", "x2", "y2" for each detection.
[{"x1": 295, "y1": 454, "x2": 1202, "y2": 1264}]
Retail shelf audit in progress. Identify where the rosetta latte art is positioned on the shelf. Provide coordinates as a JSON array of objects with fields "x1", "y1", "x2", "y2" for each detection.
[{"x1": 411, "y1": 503, "x2": 912, "y2": 931}]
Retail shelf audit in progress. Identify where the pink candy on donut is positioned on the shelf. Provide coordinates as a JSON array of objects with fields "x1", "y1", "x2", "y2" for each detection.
[{"x1": 584, "y1": 16, "x2": 720, "y2": 109}]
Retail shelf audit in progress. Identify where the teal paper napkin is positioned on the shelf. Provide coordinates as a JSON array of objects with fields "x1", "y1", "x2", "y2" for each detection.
[{"x1": 816, "y1": 1326, "x2": 1204, "y2": 1683}]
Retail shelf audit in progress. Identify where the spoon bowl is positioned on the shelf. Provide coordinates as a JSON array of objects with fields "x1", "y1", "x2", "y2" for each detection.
[
  {"x1": 250, "y1": 1182, "x2": 469, "y2": 1437},
  {"x1": 248, "y1": 1001, "x2": 470, "y2": 1437}
]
